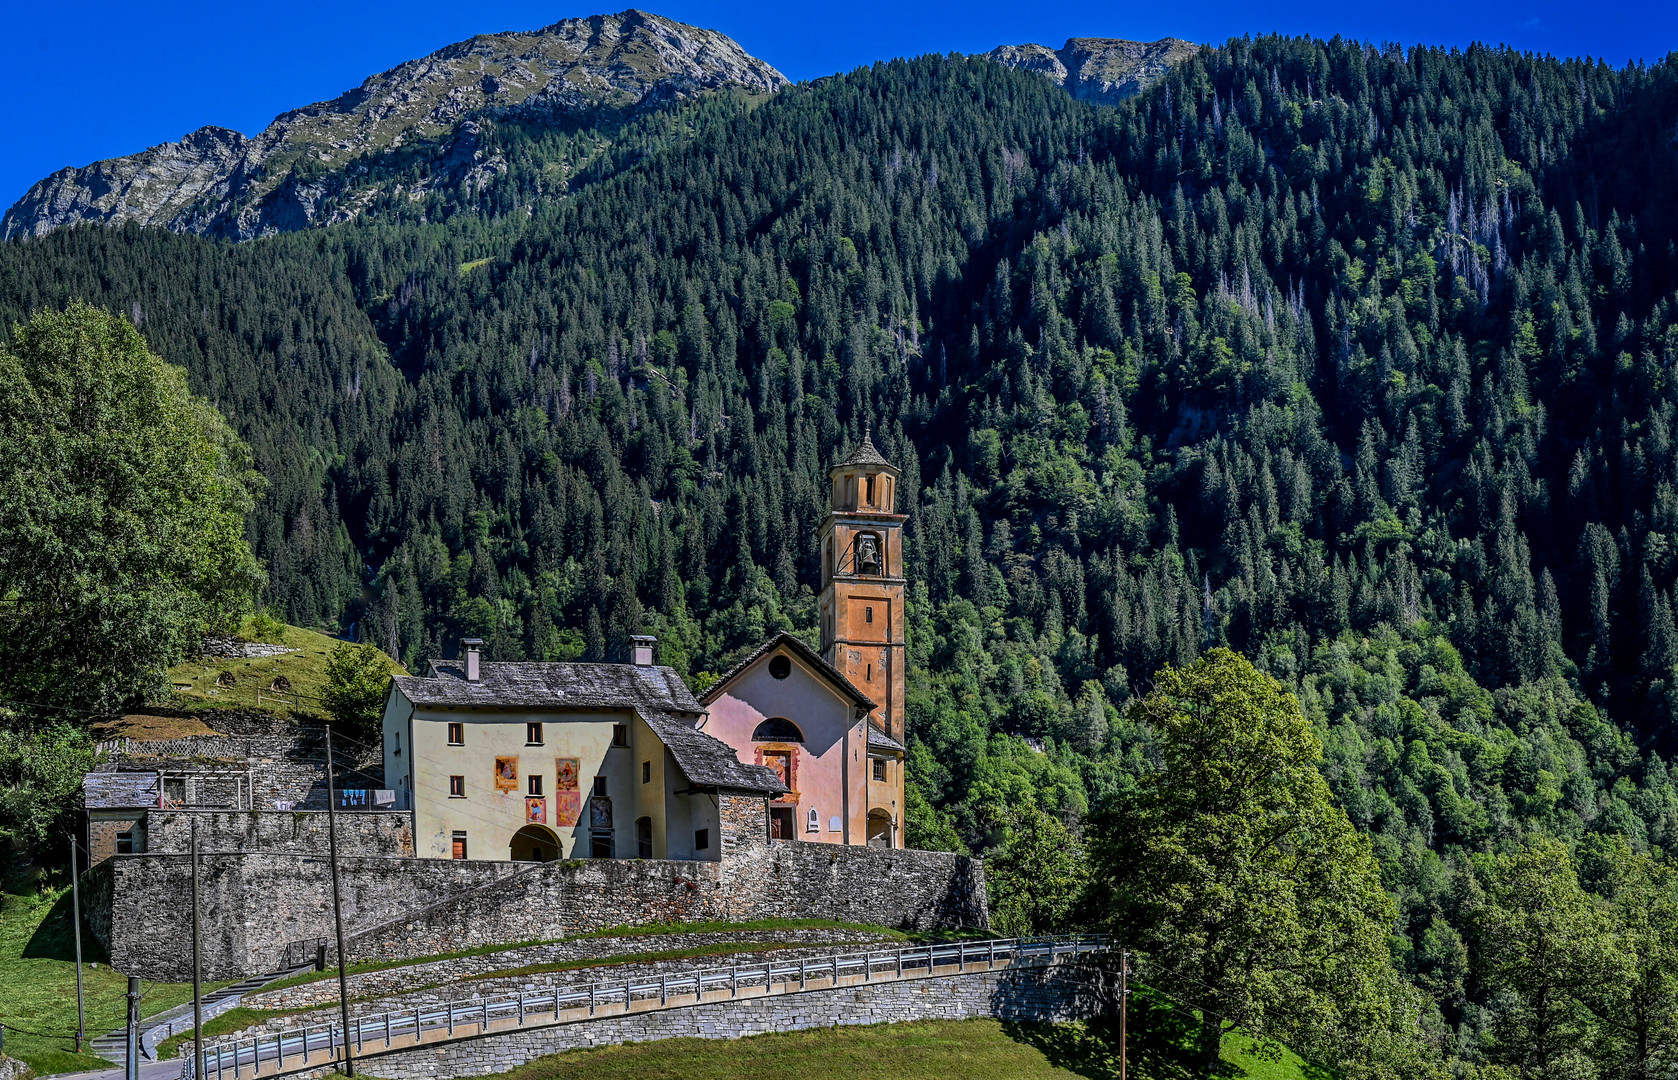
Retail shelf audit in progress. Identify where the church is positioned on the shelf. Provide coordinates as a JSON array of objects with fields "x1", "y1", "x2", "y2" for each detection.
[{"x1": 380, "y1": 433, "x2": 910, "y2": 859}]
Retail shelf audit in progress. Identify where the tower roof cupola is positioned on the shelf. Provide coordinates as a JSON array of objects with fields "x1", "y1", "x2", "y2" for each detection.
[{"x1": 832, "y1": 427, "x2": 897, "y2": 474}]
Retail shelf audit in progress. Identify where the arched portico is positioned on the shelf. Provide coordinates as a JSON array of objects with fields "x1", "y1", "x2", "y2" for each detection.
[{"x1": 510, "y1": 823, "x2": 561, "y2": 862}]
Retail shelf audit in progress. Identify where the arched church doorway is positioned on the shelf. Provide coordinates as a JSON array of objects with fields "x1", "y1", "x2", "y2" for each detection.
[
  {"x1": 510, "y1": 824, "x2": 561, "y2": 862},
  {"x1": 866, "y1": 810, "x2": 893, "y2": 849}
]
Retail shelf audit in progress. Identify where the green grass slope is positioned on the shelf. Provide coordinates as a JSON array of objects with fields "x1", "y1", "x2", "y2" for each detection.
[
  {"x1": 335, "y1": 1014, "x2": 1313, "y2": 1080},
  {"x1": 161, "y1": 617, "x2": 405, "y2": 719},
  {"x1": 0, "y1": 886, "x2": 228, "y2": 1075}
]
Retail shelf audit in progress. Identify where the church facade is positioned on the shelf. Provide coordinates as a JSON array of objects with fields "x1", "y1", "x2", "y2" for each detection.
[
  {"x1": 702, "y1": 432, "x2": 909, "y2": 848},
  {"x1": 380, "y1": 433, "x2": 911, "y2": 859}
]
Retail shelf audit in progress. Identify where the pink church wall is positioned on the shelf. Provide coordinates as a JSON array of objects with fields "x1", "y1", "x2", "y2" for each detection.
[{"x1": 702, "y1": 653, "x2": 866, "y2": 845}]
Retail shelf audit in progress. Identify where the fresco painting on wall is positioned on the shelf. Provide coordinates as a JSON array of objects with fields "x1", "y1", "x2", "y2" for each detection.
[
  {"x1": 494, "y1": 756, "x2": 518, "y2": 792},
  {"x1": 526, "y1": 797, "x2": 547, "y2": 824},
  {"x1": 554, "y1": 758, "x2": 581, "y2": 825},
  {"x1": 590, "y1": 796, "x2": 613, "y2": 830}
]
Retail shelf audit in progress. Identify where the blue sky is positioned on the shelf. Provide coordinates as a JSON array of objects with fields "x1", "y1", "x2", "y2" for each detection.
[{"x1": 1, "y1": 0, "x2": 1673, "y2": 211}]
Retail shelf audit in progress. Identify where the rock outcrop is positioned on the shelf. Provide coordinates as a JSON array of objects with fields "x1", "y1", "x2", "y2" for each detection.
[
  {"x1": 2, "y1": 10, "x2": 787, "y2": 241},
  {"x1": 984, "y1": 36, "x2": 1197, "y2": 106}
]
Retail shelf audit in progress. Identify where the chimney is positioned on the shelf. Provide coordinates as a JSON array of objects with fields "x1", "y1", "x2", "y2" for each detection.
[
  {"x1": 461, "y1": 638, "x2": 484, "y2": 682},
  {"x1": 630, "y1": 634, "x2": 657, "y2": 667}
]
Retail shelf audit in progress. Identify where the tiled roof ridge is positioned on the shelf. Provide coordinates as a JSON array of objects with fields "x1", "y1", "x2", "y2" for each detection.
[
  {"x1": 638, "y1": 710, "x2": 788, "y2": 795},
  {"x1": 398, "y1": 657, "x2": 703, "y2": 713}
]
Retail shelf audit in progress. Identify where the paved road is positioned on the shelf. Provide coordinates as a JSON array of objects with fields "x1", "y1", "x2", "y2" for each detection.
[{"x1": 50, "y1": 1059, "x2": 181, "y2": 1080}]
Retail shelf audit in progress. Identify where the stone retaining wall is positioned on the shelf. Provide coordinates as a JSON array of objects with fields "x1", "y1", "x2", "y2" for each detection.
[
  {"x1": 246, "y1": 929, "x2": 892, "y2": 1010},
  {"x1": 230, "y1": 941, "x2": 907, "y2": 1037},
  {"x1": 145, "y1": 811, "x2": 414, "y2": 857},
  {"x1": 296, "y1": 957, "x2": 1114, "y2": 1080},
  {"x1": 107, "y1": 836, "x2": 983, "y2": 982},
  {"x1": 102, "y1": 795, "x2": 985, "y2": 981}
]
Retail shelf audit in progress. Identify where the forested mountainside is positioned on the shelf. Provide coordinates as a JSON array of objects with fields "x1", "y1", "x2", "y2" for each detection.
[{"x1": 8, "y1": 37, "x2": 1678, "y2": 1054}]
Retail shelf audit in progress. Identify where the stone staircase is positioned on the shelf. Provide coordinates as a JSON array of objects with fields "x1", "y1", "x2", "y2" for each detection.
[{"x1": 89, "y1": 965, "x2": 313, "y2": 1069}]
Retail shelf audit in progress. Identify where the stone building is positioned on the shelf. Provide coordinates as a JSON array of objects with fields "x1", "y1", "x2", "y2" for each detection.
[
  {"x1": 384, "y1": 432, "x2": 913, "y2": 858},
  {"x1": 702, "y1": 432, "x2": 909, "y2": 848},
  {"x1": 381, "y1": 644, "x2": 787, "y2": 862},
  {"x1": 81, "y1": 728, "x2": 381, "y2": 866}
]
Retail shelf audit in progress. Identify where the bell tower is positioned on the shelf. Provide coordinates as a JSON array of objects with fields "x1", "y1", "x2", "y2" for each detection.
[{"x1": 819, "y1": 430, "x2": 907, "y2": 744}]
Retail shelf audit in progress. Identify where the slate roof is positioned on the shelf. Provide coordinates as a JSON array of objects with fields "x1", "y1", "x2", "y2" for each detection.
[
  {"x1": 698, "y1": 631, "x2": 876, "y2": 712},
  {"x1": 642, "y1": 713, "x2": 789, "y2": 795},
  {"x1": 867, "y1": 725, "x2": 906, "y2": 753},
  {"x1": 84, "y1": 772, "x2": 159, "y2": 809},
  {"x1": 833, "y1": 430, "x2": 895, "y2": 471},
  {"x1": 398, "y1": 660, "x2": 704, "y2": 713}
]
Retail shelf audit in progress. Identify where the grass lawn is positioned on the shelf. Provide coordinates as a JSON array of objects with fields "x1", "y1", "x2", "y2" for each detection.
[
  {"x1": 390, "y1": 1016, "x2": 1317, "y2": 1080},
  {"x1": 158, "y1": 618, "x2": 403, "y2": 719},
  {"x1": 0, "y1": 887, "x2": 231, "y2": 1076}
]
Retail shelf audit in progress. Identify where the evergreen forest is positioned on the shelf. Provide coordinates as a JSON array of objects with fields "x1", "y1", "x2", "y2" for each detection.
[{"x1": 8, "y1": 35, "x2": 1678, "y2": 1072}]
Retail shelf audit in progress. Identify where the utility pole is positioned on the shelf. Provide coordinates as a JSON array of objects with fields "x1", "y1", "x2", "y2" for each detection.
[
  {"x1": 191, "y1": 817, "x2": 205, "y2": 1080},
  {"x1": 69, "y1": 836, "x2": 84, "y2": 1053},
  {"x1": 1118, "y1": 949, "x2": 1129, "y2": 1080},
  {"x1": 325, "y1": 726, "x2": 356, "y2": 1077},
  {"x1": 124, "y1": 977, "x2": 140, "y2": 1080}
]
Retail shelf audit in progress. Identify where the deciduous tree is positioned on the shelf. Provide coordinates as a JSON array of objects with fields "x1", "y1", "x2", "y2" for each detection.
[
  {"x1": 0, "y1": 303, "x2": 263, "y2": 713},
  {"x1": 1093, "y1": 648, "x2": 1403, "y2": 1076}
]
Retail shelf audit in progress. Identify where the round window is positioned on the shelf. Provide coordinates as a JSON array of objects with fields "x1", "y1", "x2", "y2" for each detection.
[{"x1": 768, "y1": 655, "x2": 792, "y2": 680}]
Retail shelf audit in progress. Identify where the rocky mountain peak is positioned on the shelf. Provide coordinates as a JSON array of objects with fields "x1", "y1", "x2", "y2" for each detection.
[
  {"x1": 2, "y1": 10, "x2": 787, "y2": 242},
  {"x1": 985, "y1": 36, "x2": 1197, "y2": 106}
]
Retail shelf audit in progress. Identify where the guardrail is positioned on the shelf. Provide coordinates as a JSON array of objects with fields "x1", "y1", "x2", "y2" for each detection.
[{"x1": 183, "y1": 933, "x2": 1110, "y2": 1079}]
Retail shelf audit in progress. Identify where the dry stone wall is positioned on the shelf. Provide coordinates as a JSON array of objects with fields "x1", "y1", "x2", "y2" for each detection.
[
  {"x1": 100, "y1": 793, "x2": 985, "y2": 981},
  {"x1": 293, "y1": 958, "x2": 1113, "y2": 1080},
  {"x1": 145, "y1": 811, "x2": 413, "y2": 857},
  {"x1": 246, "y1": 929, "x2": 891, "y2": 1010}
]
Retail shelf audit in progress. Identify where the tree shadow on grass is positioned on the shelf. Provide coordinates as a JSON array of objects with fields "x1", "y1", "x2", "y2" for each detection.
[
  {"x1": 1004, "y1": 986, "x2": 1276, "y2": 1080},
  {"x1": 20, "y1": 888, "x2": 107, "y2": 963}
]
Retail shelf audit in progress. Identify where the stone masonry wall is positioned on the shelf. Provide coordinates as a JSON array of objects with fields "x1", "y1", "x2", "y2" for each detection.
[
  {"x1": 245, "y1": 929, "x2": 890, "y2": 1011},
  {"x1": 103, "y1": 793, "x2": 985, "y2": 981},
  {"x1": 341, "y1": 841, "x2": 985, "y2": 968},
  {"x1": 297, "y1": 958, "x2": 1114, "y2": 1080},
  {"x1": 144, "y1": 811, "x2": 414, "y2": 857},
  {"x1": 107, "y1": 855, "x2": 530, "y2": 980}
]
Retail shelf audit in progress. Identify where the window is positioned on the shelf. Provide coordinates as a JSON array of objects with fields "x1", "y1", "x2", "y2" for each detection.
[
  {"x1": 769, "y1": 807, "x2": 794, "y2": 840},
  {"x1": 447, "y1": 722, "x2": 464, "y2": 746},
  {"x1": 768, "y1": 654, "x2": 791, "y2": 680},
  {"x1": 116, "y1": 830, "x2": 135, "y2": 855},
  {"x1": 449, "y1": 775, "x2": 466, "y2": 798},
  {"x1": 751, "y1": 717, "x2": 803, "y2": 742},
  {"x1": 527, "y1": 775, "x2": 543, "y2": 797},
  {"x1": 526, "y1": 722, "x2": 544, "y2": 745},
  {"x1": 694, "y1": 828, "x2": 710, "y2": 851},
  {"x1": 592, "y1": 776, "x2": 608, "y2": 797},
  {"x1": 641, "y1": 760, "x2": 652, "y2": 784},
  {"x1": 865, "y1": 606, "x2": 874, "y2": 623},
  {"x1": 807, "y1": 808, "x2": 819, "y2": 833},
  {"x1": 393, "y1": 733, "x2": 401, "y2": 756},
  {"x1": 873, "y1": 758, "x2": 887, "y2": 782},
  {"x1": 636, "y1": 817, "x2": 653, "y2": 859},
  {"x1": 866, "y1": 664, "x2": 872, "y2": 682},
  {"x1": 865, "y1": 474, "x2": 875, "y2": 505},
  {"x1": 612, "y1": 724, "x2": 629, "y2": 747},
  {"x1": 451, "y1": 832, "x2": 468, "y2": 860},
  {"x1": 590, "y1": 832, "x2": 614, "y2": 858}
]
